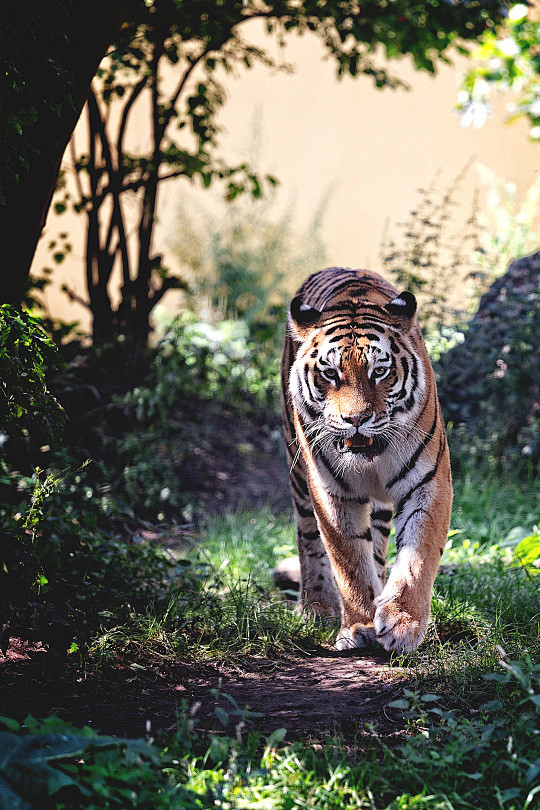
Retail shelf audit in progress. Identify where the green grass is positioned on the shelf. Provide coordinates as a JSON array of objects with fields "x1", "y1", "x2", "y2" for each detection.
[
  {"x1": 449, "y1": 469, "x2": 539, "y2": 553},
  {"x1": 195, "y1": 508, "x2": 297, "y2": 585},
  {"x1": 90, "y1": 508, "x2": 332, "y2": 669},
  {"x1": 88, "y1": 474, "x2": 539, "y2": 684},
  {"x1": 396, "y1": 471, "x2": 540, "y2": 707}
]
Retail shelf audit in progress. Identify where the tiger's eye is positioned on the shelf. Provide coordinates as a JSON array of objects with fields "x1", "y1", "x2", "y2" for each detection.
[{"x1": 324, "y1": 368, "x2": 340, "y2": 384}]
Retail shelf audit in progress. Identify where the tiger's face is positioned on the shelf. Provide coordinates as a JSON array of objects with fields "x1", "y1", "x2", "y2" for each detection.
[{"x1": 288, "y1": 291, "x2": 426, "y2": 465}]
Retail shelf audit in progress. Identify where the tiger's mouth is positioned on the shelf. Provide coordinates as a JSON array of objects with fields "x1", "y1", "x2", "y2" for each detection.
[{"x1": 336, "y1": 433, "x2": 388, "y2": 461}]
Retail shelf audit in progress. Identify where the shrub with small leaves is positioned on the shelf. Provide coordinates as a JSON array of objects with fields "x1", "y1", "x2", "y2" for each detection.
[
  {"x1": 104, "y1": 313, "x2": 280, "y2": 517},
  {"x1": 435, "y1": 251, "x2": 540, "y2": 471},
  {"x1": 0, "y1": 305, "x2": 65, "y2": 454},
  {"x1": 0, "y1": 306, "x2": 66, "y2": 596}
]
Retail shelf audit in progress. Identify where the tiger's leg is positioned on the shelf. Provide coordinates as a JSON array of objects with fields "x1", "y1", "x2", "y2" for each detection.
[
  {"x1": 313, "y1": 497, "x2": 383, "y2": 650},
  {"x1": 370, "y1": 501, "x2": 393, "y2": 586},
  {"x1": 374, "y1": 467, "x2": 452, "y2": 653},
  {"x1": 291, "y1": 455, "x2": 341, "y2": 618}
]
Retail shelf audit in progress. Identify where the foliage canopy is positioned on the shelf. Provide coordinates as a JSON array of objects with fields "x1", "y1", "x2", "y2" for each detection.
[
  {"x1": 458, "y1": 2, "x2": 540, "y2": 139},
  {"x1": 43, "y1": 0, "x2": 511, "y2": 353}
]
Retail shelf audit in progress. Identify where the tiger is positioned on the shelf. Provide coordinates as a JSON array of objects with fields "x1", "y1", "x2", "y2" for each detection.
[{"x1": 281, "y1": 267, "x2": 452, "y2": 654}]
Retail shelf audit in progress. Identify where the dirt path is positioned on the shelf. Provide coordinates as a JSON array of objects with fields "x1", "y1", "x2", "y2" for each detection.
[
  {"x1": 189, "y1": 652, "x2": 408, "y2": 744},
  {"x1": 0, "y1": 640, "x2": 408, "y2": 744}
]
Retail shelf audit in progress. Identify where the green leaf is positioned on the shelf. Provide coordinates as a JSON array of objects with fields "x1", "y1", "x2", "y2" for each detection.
[
  {"x1": 480, "y1": 700, "x2": 503, "y2": 711},
  {"x1": 526, "y1": 759, "x2": 540, "y2": 786},
  {"x1": 483, "y1": 673, "x2": 509, "y2": 683},
  {"x1": 388, "y1": 699, "x2": 410, "y2": 710},
  {"x1": 0, "y1": 718, "x2": 20, "y2": 733},
  {"x1": 498, "y1": 788, "x2": 522, "y2": 802},
  {"x1": 214, "y1": 706, "x2": 229, "y2": 727},
  {"x1": 515, "y1": 532, "x2": 540, "y2": 571},
  {"x1": 14, "y1": 760, "x2": 75, "y2": 797},
  {"x1": 0, "y1": 732, "x2": 121, "y2": 803}
]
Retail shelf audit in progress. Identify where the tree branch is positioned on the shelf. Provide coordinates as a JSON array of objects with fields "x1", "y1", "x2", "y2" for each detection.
[
  {"x1": 117, "y1": 74, "x2": 149, "y2": 164},
  {"x1": 87, "y1": 88, "x2": 131, "y2": 292},
  {"x1": 147, "y1": 275, "x2": 187, "y2": 312},
  {"x1": 61, "y1": 284, "x2": 91, "y2": 311}
]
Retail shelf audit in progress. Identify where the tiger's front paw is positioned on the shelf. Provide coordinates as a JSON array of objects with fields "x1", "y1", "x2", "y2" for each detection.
[
  {"x1": 335, "y1": 623, "x2": 377, "y2": 651},
  {"x1": 373, "y1": 598, "x2": 428, "y2": 654}
]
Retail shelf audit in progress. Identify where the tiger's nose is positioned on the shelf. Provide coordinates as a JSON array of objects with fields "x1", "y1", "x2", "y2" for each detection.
[{"x1": 343, "y1": 409, "x2": 373, "y2": 427}]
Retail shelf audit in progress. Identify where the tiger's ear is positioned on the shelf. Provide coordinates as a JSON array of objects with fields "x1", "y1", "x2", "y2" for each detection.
[
  {"x1": 289, "y1": 296, "x2": 322, "y2": 340},
  {"x1": 384, "y1": 291, "x2": 417, "y2": 327}
]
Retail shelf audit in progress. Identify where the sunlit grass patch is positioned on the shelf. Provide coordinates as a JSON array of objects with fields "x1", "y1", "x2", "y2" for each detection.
[
  {"x1": 89, "y1": 490, "x2": 539, "y2": 681},
  {"x1": 90, "y1": 514, "x2": 333, "y2": 670},
  {"x1": 450, "y1": 470, "x2": 539, "y2": 550},
  {"x1": 194, "y1": 507, "x2": 297, "y2": 585}
]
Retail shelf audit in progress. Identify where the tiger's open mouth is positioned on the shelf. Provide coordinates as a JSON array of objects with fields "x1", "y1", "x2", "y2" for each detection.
[{"x1": 336, "y1": 433, "x2": 388, "y2": 461}]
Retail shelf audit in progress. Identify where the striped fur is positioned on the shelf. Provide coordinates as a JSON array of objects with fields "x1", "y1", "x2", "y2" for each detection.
[{"x1": 281, "y1": 268, "x2": 452, "y2": 653}]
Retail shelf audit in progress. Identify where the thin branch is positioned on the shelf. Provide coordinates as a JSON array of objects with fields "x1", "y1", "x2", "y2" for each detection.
[
  {"x1": 61, "y1": 284, "x2": 91, "y2": 310},
  {"x1": 147, "y1": 275, "x2": 186, "y2": 311},
  {"x1": 117, "y1": 74, "x2": 149, "y2": 164},
  {"x1": 69, "y1": 127, "x2": 87, "y2": 212},
  {"x1": 85, "y1": 92, "x2": 102, "y2": 301},
  {"x1": 135, "y1": 38, "x2": 162, "y2": 300},
  {"x1": 157, "y1": 45, "x2": 216, "y2": 144},
  {"x1": 156, "y1": 169, "x2": 186, "y2": 183},
  {"x1": 87, "y1": 89, "x2": 131, "y2": 291},
  {"x1": 93, "y1": 175, "x2": 148, "y2": 205}
]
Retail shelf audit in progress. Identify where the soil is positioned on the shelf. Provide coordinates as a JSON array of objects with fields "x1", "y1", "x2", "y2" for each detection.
[
  {"x1": 0, "y1": 639, "x2": 408, "y2": 745},
  {"x1": 0, "y1": 412, "x2": 410, "y2": 745}
]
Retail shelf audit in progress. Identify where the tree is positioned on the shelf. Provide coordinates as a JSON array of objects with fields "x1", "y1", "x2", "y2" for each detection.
[
  {"x1": 2, "y1": 0, "x2": 509, "y2": 339},
  {"x1": 0, "y1": 0, "x2": 129, "y2": 305},
  {"x1": 49, "y1": 0, "x2": 512, "y2": 355},
  {"x1": 457, "y1": 3, "x2": 540, "y2": 138}
]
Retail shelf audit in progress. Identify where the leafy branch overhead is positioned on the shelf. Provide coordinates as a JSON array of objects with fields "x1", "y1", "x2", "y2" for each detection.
[
  {"x1": 44, "y1": 0, "x2": 511, "y2": 354},
  {"x1": 458, "y1": 3, "x2": 540, "y2": 138}
]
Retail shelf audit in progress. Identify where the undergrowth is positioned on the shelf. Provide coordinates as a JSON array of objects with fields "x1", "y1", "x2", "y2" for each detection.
[
  {"x1": 89, "y1": 509, "x2": 331, "y2": 670},
  {"x1": 1, "y1": 648, "x2": 539, "y2": 808}
]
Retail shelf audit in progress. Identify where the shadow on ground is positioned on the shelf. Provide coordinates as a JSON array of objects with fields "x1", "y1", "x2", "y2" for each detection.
[{"x1": 0, "y1": 639, "x2": 409, "y2": 744}]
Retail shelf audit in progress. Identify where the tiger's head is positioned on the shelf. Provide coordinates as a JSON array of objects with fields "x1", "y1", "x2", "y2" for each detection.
[{"x1": 288, "y1": 289, "x2": 426, "y2": 465}]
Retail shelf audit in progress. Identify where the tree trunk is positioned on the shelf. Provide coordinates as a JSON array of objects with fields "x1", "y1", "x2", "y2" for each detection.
[{"x1": 0, "y1": 0, "x2": 129, "y2": 305}]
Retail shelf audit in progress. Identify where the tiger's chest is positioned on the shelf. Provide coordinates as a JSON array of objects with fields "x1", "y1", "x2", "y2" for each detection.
[{"x1": 302, "y1": 427, "x2": 433, "y2": 504}]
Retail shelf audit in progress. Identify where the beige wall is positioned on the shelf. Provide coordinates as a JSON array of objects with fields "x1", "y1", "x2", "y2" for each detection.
[{"x1": 32, "y1": 26, "x2": 540, "y2": 329}]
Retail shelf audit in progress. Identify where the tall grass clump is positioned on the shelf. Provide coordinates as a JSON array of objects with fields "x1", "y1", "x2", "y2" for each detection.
[{"x1": 89, "y1": 509, "x2": 332, "y2": 670}]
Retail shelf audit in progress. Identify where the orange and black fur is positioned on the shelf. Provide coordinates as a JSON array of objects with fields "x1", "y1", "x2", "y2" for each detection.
[{"x1": 281, "y1": 267, "x2": 452, "y2": 653}]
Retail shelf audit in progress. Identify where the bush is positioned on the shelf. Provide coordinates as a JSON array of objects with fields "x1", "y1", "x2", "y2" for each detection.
[
  {"x1": 171, "y1": 169, "x2": 328, "y2": 347},
  {"x1": 379, "y1": 166, "x2": 479, "y2": 333},
  {"x1": 0, "y1": 304, "x2": 65, "y2": 457},
  {"x1": 0, "y1": 306, "x2": 67, "y2": 598},
  {"x1": 435, "y1": 251, "x2": 540, "y2": 472},
  {"x1": 98, "y1": 313, "x2": 281, "y2": 519}
]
